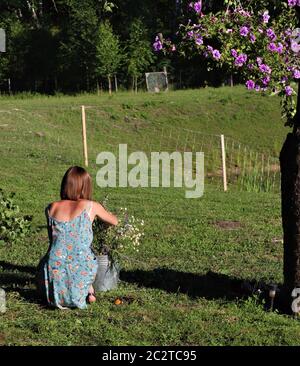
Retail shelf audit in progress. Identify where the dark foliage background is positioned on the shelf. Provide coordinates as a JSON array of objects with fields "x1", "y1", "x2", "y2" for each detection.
[{"x1": 0, "y1": 0, "x2": 286, "y2": 94}]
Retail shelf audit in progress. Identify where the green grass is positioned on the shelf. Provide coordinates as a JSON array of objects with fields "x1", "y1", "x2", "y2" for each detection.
[{"x1": 1, "y1": 86, "x2": 299, "y2": 346}]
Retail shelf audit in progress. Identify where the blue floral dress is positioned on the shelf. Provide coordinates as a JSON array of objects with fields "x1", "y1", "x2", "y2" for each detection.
[{"x1": 37, "y1": 201, "x2": 98, "y2": 309}]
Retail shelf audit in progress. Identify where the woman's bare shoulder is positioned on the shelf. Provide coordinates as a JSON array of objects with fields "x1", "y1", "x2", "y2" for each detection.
[
  {"x1": 48, "y1": 200, "x2": 62, "y2": 207},
  {"x1": 90, "y1": 201, "x2": 105, "y2": 209}
]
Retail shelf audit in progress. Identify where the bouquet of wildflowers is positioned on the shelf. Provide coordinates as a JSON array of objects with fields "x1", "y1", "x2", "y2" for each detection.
[{"x1": 92, "y1": 197, "x2": 145, "y2": 263}]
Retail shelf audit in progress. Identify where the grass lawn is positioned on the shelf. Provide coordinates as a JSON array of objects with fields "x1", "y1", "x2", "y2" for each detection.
[{"x1": 1, "y1": 86, "x2": 299, "y2": 346}]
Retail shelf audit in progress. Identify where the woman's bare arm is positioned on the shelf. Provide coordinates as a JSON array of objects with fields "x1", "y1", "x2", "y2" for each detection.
[{"x1": 93, "y1": 202, "x2": 118, "y2": 226}]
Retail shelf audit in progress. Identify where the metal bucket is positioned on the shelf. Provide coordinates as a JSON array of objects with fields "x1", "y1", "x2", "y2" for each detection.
[
  {"x1": 0, "y1": 288, "x2": 6, "y2": 313},
  {"x1": 93, "y1": 255, "x2": 120, "y2": 292}
]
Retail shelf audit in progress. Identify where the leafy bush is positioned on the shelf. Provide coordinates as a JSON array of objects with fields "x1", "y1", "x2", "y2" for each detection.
[{"x1": 0, "y1": 189, "x2": 32, "y2": 244}]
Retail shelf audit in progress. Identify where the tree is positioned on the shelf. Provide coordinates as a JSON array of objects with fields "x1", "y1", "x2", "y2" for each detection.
[
  {"x1": 127, "y1": 18, "x2": 154, "y2": 93},
  {"x1": 156, "y1": 0, "x2": 300, "y2": 311},
  {"x1": 57, "y1": 0, "x2": 100, "y2": 92},
  {"x1": 95, "y1": 20, "x2": 122, "y2": 95}
]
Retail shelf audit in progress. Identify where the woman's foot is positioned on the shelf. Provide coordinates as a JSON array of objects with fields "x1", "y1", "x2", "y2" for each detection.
[
  {"x1": 87, "y1": 285, "x2": 96, "y2": 304},
  {"x1": 88, "y1": 293, "x2": 96, "y2": 303}
]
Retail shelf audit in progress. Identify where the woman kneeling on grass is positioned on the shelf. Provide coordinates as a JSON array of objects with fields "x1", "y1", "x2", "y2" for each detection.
[{"x1": 37, "y1": 166, "x2": 118, "y2": 309}]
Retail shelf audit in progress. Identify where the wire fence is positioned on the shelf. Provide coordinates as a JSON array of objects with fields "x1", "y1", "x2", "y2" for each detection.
[
  {"x1": 86, "y1": 106, "x2": 281, "y2": 193},
  {"x1": 0, "y1": 105, "x2": 281, "y2": 193}
]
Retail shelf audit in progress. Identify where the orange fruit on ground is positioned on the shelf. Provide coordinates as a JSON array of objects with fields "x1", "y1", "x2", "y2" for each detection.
[{"x1": 114, "y1": 298, "x2": 123, "y2": 305}]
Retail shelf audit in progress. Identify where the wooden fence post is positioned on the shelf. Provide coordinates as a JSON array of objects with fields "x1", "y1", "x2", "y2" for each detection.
[
  {"x1": 81, "y1": 105, "x2": 89, "y2": 167},
  {"x1": 221, "y1": 134, "x2": 228, "y2": 192}
]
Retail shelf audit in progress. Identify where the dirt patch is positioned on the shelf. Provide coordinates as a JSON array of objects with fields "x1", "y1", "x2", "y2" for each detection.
[{"x1": 214, "y1": 220, "x2": 243, "y2": 230}]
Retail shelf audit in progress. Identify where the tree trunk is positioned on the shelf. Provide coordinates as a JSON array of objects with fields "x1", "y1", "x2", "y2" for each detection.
[
  {"x1": 114, "y1": 75, "x2": 118, "y2": 93},
  {"x1": 8, "y1": 78, "x2": 11, "y2": 95},
  {"x1": 86, "y1": 65, "x2": 90, "y2": 92},
  {"x1": 132, "y1": 76, "x2": 135, "y2": 93},
  {"x1": 135, "y1": 76, "x2": 138, "y2": 94},
  {"x1": 280, "y1": 130, "x2": 300, "y2": 310},
  {"x1": 280, "y1": 86, "x2": 300, "y2": 312},
  {"x1": 280, "y1": 7, "x2": 300, "y2": 313},
  {"x1": 108, "y1": 76, "x2": 112, "y2": 95},
  {"x1": 179, "y1": 70, "x2": 182, "y2": 89},
  {"x1": 97, "y1": 80, "x2": 100, "y2": 96}
]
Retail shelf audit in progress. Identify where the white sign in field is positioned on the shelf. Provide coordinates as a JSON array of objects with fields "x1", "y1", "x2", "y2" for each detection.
[
  {"x1": 145, "y1": 71, "x2": 168, "y2": 93},
  {"x1": 0, "y1": 29, "x2": 6, "y2": 53}
]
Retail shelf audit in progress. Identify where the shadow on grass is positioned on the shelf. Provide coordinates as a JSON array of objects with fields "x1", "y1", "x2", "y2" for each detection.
[
  {"x1": 120, "y1": 268, "x2": 290, "y2": 314},
  {"x1": 0, "y1": 261, "x2": 290, "y2": 314},
  {"x1": 0, "y1": 261, "x2": 39, "y2": 304}
]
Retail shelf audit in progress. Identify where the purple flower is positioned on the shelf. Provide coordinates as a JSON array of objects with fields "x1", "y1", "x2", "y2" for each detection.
[
  {"x1": 262, "y1": 76, "x2": 270, "y2": 85},
  {"x1": 262, "y1": 11, "x2": 270, "y2": 24},
  {"x1": 235, "y1": 53, "x2": 248, "y2": 67},
  {"x1": 294, "y1": 70, "x2": 300, "y2": 79},
  {"x1": 291, "y1": 40, "x2": 300, "y2": 54},
  {"x1": 212, "y1": 49, "x2": 221, "y2": 60},
  {"x1": 240, "y1": 26, "x2": 249, "y2": 37},
  {"x1": 231, "y1": 49, "x2": 238, "y2": 58},
  {"x1": 153, "y1": 36, "x2": 163, "y2": 51},
  {"x1": 288, "y1": 0, "x2": 297, "y2": 7},
  {"x1": 247, "y1": 63, "x2": 254, "y2": 70},
  {"x1": 207, "y1": 45, "x2": 213, "y2": 52},
  {"x1": 226, "y1": 29, "x2": 233, "y2": 33},
  {"x1": 250, "y1": 33, "x2": 256, "y2": 43},
  {"x1": 277, "y1": 43, "x2": 284, "y2": 54},
  {"x1": 285, "y1": 29, "x2": 292, "y2": 37},
  {"x1": 187, "y1": 31, "x2": 194, "y2": 39},
  {"x1": 255, "y1": 85, "x2": 261, "y2": 92},
  {"x1": 246, "y1": 80, "x2": 255, "y2": 90},
  {"x1": 285, "y1": 86, "x2": 294, "y2": 96},
  {"x1": 189, "y1": 1, "x2": 202, "y2": 13},
  {"x1": 259, "y1": 64, "x2": 272, "y2": 74},
  {"x1": 237, "y1": 9, "x2": 252, "y2": 17},
  {"x1": 195, "y1": 35, "x2": 203, "y2": 45},
  {"x1": 268, "y1": 42, "x2": 278, "y2": 52},
  {"x1": 256, "y1": 57, "x2": 263, "y2": 65},
  {"x1": 266, "y1": 28, "x2": 276, "y2": 41}
]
